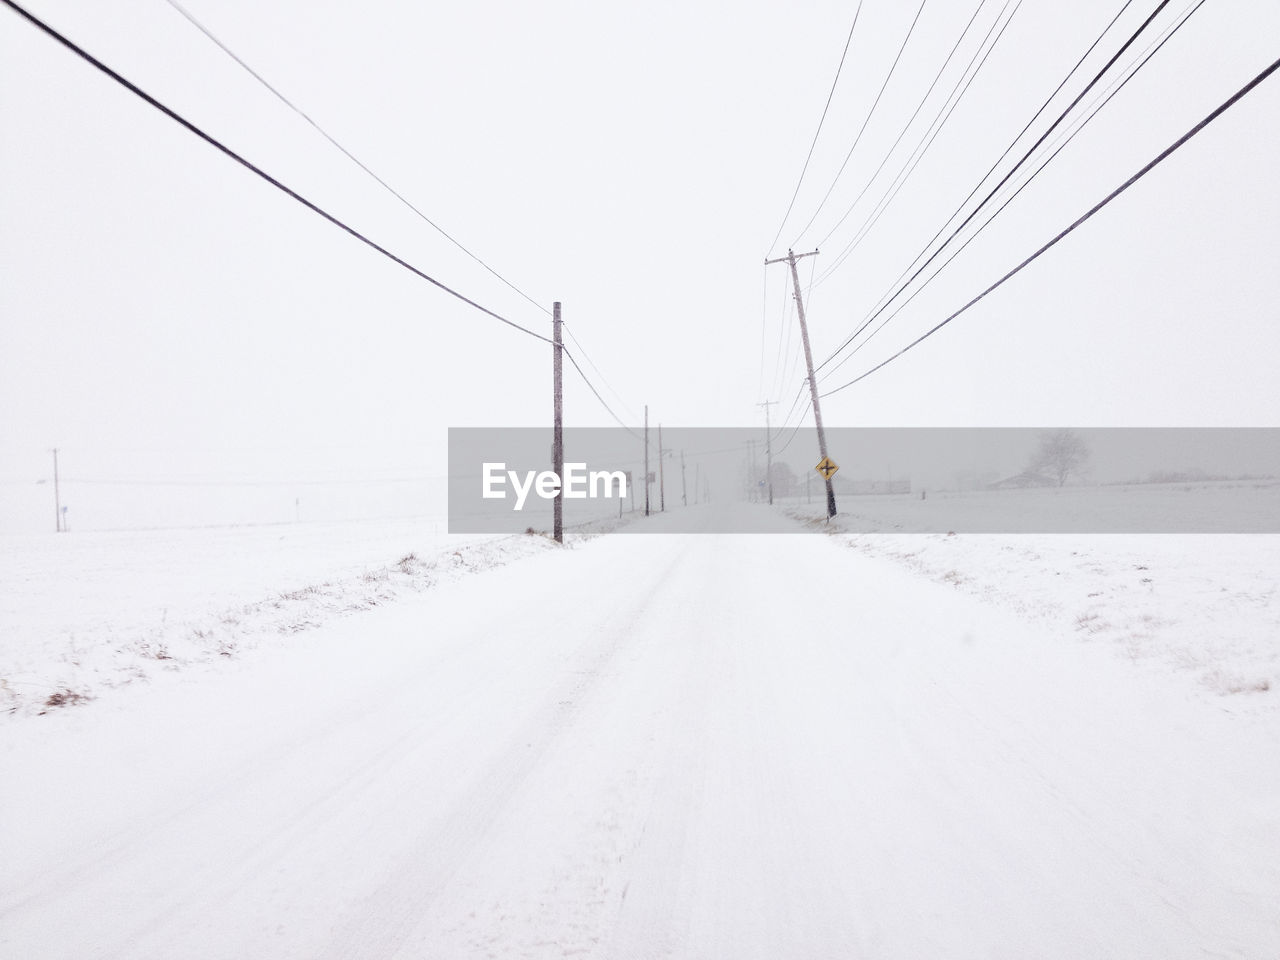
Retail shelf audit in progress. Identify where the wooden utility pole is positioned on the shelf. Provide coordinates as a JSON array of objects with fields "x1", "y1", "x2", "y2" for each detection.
[
  {"x1": 644, "y1": 405, "x2": 650, "y2": 517},
  {"x1": 52, "y1": 448, "x2": 62, "y2": 533},
  {"x1": 765, "y1": 248, "x2": 837, "y2": 518},
  {"x1": 680, "y1": 450, "x2": 687, "y2": 506},
  {"x1": 658, "y1": 424, "x2": 666, "y2": 512},
  {"x1": 757, "y1": 400, "x2": 776, "y2": 505},
  {"x1": 552, "y1": 302, "x2": 564, "y2": 543}
]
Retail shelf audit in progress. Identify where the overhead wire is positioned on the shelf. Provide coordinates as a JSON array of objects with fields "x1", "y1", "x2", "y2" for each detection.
[
  {"x1": 812, "y1": 0, "x2": 992, "y2": 253},
  {"x1": 560, "y1": 347, "x2": 644, "y2": 440},
  {"x1": 819, "y1": 0, "x2": 1206, "y2": 382},
  {"x1": 820, "y1": 52, "x2": 1280, "y2": 398},
  {"x1": 7, "y1": 0, "x2": 644, "y2": 436},
  {"x1": 815, "y1": 0, "x2": 1157, "y2": 374},
  {"x1": 160, "y1": 0, "x2": 551, "y2": 318},
  {"x1": 765, "y1": 1, "x2": 864, "y2": 257},
  {"x1": 1, "y1": 0, "x2": 553, "y2": 344},
  {"x1": 772, "y1": 398, "x2": 814, "y2": 457},
  {"x1": 812, "y1": 0, "x2": 1024, "y2": 287},
  {"x1": 772, "y1": 279, "x2": 800, "y2": 404},
  {"x1": 767, "y1": 266, "x2": 795, "y2": 402},
  {"x1": 163, "y1": 0, "x2": 646, "y2": 431},
  {"x1": 561, "y1": 323, "x2": 641, "y2": 425},
  {"x1": 790, "y1": 0, "x2": 931, "y2": 249}
]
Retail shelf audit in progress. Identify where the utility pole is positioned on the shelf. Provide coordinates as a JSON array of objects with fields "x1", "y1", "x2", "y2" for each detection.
[
  {"x1": 680, "y1": 450, "x2": 687, "y2": 506},
  {"x1": 658, "y1": 424, "x2": 666, "y2": 512},
  {"x1": 552, "y1": 301, "x2": 564, "y2": 543},
  {"x1": 765, "y1": 248, "x2": 837, "y2": 518},
  {"x1": 694, "y1": 463, "x2": 700, "y2": 505},
  {"x1": 757, "y1": 400, "x2": 776, "y2": 505},
  {"x1": 644, "y1": 405, "x2": 650, "y2": 517},
  {"x1": 52, "y1": 448, "x2": 62, "y2": 533}
]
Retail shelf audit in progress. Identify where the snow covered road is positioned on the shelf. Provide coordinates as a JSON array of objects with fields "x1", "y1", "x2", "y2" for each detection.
[{"x1": 3, "y1": 505, "x2": 1278, "y2": 958}]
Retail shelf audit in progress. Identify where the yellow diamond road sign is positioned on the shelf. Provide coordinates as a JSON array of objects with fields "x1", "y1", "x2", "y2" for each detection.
[{"x1": 815, "y1": 457, "x2": 839, "y2": 479}]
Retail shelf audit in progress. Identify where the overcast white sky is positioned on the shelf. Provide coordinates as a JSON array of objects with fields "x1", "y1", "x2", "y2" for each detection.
[{"x1": 2, "y1": 0, "x2": 1278, "y2": 530}]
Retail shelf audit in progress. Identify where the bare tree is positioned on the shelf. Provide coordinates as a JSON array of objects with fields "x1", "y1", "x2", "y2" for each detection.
[{"x1": 1028, "y1": 429, "x2": 1090, "y2": 487}]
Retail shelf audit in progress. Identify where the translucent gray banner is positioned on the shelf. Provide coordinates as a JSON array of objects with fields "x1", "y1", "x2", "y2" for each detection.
[{"x1": 447, "y1": 428, "x2": 1280, "y2": 533}]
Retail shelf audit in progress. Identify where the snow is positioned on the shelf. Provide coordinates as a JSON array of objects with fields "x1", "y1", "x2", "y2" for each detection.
[
  {"x1": 777, "y1": 478, "x2": 1280, "y2": 532},
  {"x1": 785, "y1": 502, "x2": 1280, "y2": 699},
  {"x1": 3, "y1": 504, "x2": 1279, "y2": 958},
  {"x1": 0, "y1": 517, "x2": 545, "y2": 718}
]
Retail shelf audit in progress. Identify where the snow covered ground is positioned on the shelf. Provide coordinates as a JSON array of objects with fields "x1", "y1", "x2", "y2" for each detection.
[
  {"x1": 0, "y1": 518, "x2": 554, "y2": 718},
  {"x1": 3, "y1": 504, "x2": 1278, "y2": 957},
  {"x1": 785, "y1": 502, "x2": 1280, "y2": 702},
  {"x1": 778, "y1": 478, "x2": 1280, "y2": 532}
]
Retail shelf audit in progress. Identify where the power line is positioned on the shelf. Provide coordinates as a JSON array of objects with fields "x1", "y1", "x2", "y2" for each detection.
[
  {"x1": 790, "y1": 0, "x2": 931, "y2": 249},
  {"x1": 561, "y1": 323, "x2": 640, "y2": 425},
  {"x1": 767, "y1": 264, "x2": 795, "y2": 402},
  {"x1": 816, "y1": 0, "x2": 1155, "y2": 373},
  {"x1": 561, "y1": 347, "x2": 643, "y2": 441},
  {"x1": 2, "y1": 0, "x2": 552, "y2": 344},
  {"x1": 772, "y1": 398, "x2": 813, "y2": 457},
  {"x1": 820, "y1": 52, "x2": 1280, "y2": 398},
  {"x1": 10, "y1": 0, "x2": 647, "y2": 440},
  {"x1": 771, "y1": 378, "x2": 810, "y2": 444},
  {"x1": 160, "y1": 0, "x2": 646, "y2": 438},
  {"x1": 820, "y1": 0, "x2": 1205, "y2": 382},
  {"x1": 765, "y1": 1, "x2": 864, "y2": 256},
  {"x1": 812, "y1": 0, "x2": 1023, "y2": 285},
  {"x1": 812, "y1": 0, "x2": 993, "y2": 253},
  {"x1": 160, "y1": 0, "x2": 551, "y2": 317}
]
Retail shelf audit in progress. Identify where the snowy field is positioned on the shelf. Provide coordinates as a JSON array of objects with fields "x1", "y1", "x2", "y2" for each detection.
[
  {"x1": 778, "y1": 477, "x2": 1280, "y2": 532},
  {"x1": 0, "y1": 518, "x2": 554, "y2": 718},
  {"x1": 3, "y1": 503, "x2": 1279, "y2": 957},
  {"x1": 785, "y1": 485, "x2": 1280, "y2": 703}
]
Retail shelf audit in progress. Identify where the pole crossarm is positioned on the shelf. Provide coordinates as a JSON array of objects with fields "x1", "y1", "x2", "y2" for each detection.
[{"x1": 764, "y1": 249, "x2": 820, "y2": 267}]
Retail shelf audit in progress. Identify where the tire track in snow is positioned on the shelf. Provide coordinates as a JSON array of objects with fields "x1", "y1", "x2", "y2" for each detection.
[{"x1": 313, "y1": 542, "x2": 695, "y2": 960}]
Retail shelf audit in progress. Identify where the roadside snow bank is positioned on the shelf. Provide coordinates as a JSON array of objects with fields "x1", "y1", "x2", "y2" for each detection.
[
  {"x1": 785, "y1": 506, "x2": 1279, "y2": 704},
  {"x1": 0, "y1": 518, "x2": 580, "y2": 719}
]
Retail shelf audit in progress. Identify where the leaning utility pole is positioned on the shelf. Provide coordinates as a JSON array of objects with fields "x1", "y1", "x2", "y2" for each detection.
[
  {"x1": 644, "y1": 405, "x2": 650, "y2": 517},
  {"x1": 757, "y1": 400, "x2": 776, "y2": 506},
  {"x1": 552, "y1": 302, "x2": 564, "y2": 543},
  {"x1": 765, "y1": 248, "x2": 837, "y2": 518}
]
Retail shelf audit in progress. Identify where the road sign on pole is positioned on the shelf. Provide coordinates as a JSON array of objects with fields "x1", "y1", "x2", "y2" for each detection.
[{"x1": 815, "y1": 457, "x2": 839, "y2": 480}]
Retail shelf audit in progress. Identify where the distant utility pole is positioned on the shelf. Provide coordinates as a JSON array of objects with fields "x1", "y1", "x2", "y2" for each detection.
[
  {"x1": 644, "y1": 405, "x2": 650, "y2": 517},
  {"x1": 765, "y1": 248, "x2": 836, "y2": 518},
  {"x1": 757, "y1": 400, "x2": 776, "y2": 506},
  {"x1": 658, "y1": 424, "x2": 666, "y2": 512},
  {"x1": 694, "y1": 462, "x2": 700, "y2": 505},
  {"x1": 552, "y1": 301, "x2": 564, "y2": 543},
  {"x1": 52, "y1": 448, "x2": 62, "y2": 533},
  {"x1": 680, "y1": 450, "x2": 687, "y2": 506}
]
